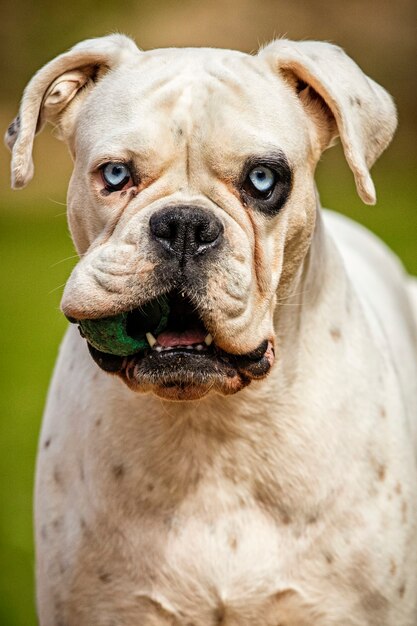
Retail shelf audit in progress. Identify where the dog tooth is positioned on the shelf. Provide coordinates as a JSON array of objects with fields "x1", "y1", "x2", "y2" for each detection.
[
  {"x1": 196, "y1": 344, "x2": 204, "y2": 351},
  {"x1": 204, "y1": 334, "x2": 213, "y2": 346},
  {"x1": 155, "y1": 345, "x2": 163, "y2": 352},
  {"x1": 146, "y1": 332, "x2": 157, "y2": 348}
]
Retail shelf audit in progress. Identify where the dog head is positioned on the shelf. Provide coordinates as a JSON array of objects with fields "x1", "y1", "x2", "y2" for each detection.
[{"x1": 6, "y1": 35, "x2": 396, "y2": 400}]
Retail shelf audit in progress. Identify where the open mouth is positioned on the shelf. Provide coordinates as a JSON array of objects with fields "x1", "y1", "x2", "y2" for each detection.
[
  {"x1": 70, "y1": 290, "x2": 274, "y2": 399},
  {"x1": 138, "y1": 290, "x2": 214, "y2": 355}
]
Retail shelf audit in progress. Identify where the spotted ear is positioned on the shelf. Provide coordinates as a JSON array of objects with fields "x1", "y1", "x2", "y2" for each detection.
[
  {"x1": 260, "y1": 40, "x2": 397, "y2": 204},
  {"x1": 4, "y1": 34, "x2": 139, "y2": 189}
]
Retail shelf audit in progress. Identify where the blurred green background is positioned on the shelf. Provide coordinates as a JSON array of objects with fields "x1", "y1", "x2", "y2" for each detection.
[{"x1": 0, "y1": 1, "x2": 415, "y2": 624}]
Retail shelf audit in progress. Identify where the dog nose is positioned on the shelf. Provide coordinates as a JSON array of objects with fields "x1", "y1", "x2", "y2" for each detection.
[{"x1": 149, "y1": 206, "x2": 223, "y2": 260}]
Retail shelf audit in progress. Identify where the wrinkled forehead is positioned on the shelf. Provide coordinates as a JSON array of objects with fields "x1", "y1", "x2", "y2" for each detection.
[{"x1": 76, "y1": 47, "x2": 308, "y2": 165}]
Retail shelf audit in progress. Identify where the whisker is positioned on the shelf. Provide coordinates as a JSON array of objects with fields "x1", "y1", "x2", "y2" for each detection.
[
  {"x1": 157, "y1": 397, "x2": 179, "y2": 419},
  {"x1": 50, "y1": 254, "x2": 80, "y2": 268},
  {"x1": 48, "y1": 282, "x2": 67, "y2": 295},
  {"x1": 276, "y1": 288, "x2": 313, "y2": 304},
  {"x1": 47, "y1": 198, "x2": 67, "y2": 207}
]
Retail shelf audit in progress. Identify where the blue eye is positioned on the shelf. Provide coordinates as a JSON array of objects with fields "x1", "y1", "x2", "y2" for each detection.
[
  {"x1": 248, "y1": 166, "x2": 276, "y2": 195},
  {"x1": 101, "y1": 162, "x2": 131, "y2": 190},
  {"x1": 241, "y1": 156, "x2": 292, "y2": 216}
]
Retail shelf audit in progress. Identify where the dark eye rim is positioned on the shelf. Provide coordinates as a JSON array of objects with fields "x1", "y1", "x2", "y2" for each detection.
[
  {"x1": 100, "y1": 161, "x2": 133, "y2": 192},
  {"x1": 239, "y1": 153, "x2": 293, "y2": 212}
]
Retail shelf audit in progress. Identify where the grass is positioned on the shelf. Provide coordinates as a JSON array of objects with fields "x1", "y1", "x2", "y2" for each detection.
[
  {"x1": 0, "y1": 207, "x2": 75, "y2": 626},
  {"x1": 0, "y1": 152, "x2": 416, "y2": 625}
]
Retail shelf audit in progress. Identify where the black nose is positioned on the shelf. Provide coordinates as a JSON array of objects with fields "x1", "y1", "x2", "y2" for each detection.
[{"x1": 149, "y1": 206, "x2": 223, "y2": 261}]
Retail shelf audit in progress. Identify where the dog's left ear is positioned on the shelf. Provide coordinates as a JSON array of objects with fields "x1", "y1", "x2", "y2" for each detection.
[
  {"x1": 260, "y1": 40, "x2": 397, "y2": 204},
  {"x1": 5, "y1": 34, "x2": 139, "y2": 189}
]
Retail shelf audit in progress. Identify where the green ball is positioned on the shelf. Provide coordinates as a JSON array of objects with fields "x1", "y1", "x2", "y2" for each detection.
[{"x1": 78, "y1": 297, "x2": 169, "y2": 356}]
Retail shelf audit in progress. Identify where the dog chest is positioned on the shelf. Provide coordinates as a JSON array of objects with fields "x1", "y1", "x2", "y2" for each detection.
[
  {"x1": 49, "y1": 503, "x2": 323, "y2": 625},
  {"x1": 36, "y1": 461, "x2": 402, "y2": 626}
]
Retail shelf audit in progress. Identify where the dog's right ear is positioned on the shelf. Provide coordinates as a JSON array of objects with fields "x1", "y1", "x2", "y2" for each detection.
[{"x1": 4, "y1": 34, "x2": 139, "y2": 189}]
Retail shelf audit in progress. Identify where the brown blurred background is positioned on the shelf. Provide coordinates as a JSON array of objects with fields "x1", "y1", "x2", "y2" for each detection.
[
  {"x1": 0, "y1": 1, "x2": 415, "y2": 625},
  {"x1": 1, "y1": 0, "x2": 416, "y2": 206}
]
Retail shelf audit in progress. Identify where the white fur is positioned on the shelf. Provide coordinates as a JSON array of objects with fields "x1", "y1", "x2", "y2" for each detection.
[{"x1": 6, "y1": 36, "x2": 417, "y2": 625}]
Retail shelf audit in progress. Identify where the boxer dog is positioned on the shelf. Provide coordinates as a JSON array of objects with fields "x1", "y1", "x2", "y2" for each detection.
[{"x1": 6, "y1": 35, "x2": 417, "y2": 625}]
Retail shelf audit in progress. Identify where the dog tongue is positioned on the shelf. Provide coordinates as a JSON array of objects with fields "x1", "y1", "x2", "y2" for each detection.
[{"x1": 157, "y1": 328, "x2": 206, "y2": 347}]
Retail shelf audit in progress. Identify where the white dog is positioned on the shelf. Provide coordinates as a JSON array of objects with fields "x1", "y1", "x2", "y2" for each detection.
[{"x1": 6, "y1": 35, "x2": 417, "y2": 625}]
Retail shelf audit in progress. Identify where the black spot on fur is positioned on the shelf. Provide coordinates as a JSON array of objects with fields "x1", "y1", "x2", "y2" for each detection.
[
  {"x1": 349, "y1": 96, "x2": 362, "y2": 107},
  {"x1": 323, "y1": 551, "x2": 334, "y2": 564},
  {"x1": 7, "y1": 115, "x2": 20, "y2": 136},
  {"x1": 213, "y1": 603, "x2": 226, "y2": 625},
  {"x1": 53, "y1": 467, "x2": 62, "y2": 486},
  {"x1": 98, "y1": 571, "x2": 112, "y2": 583},
  {"x1": 112, "y1": 463, "x2": 125, "y2": 479},
  {"x1": 52, "y1": 516, "x2": 63, "y2": 531}
]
